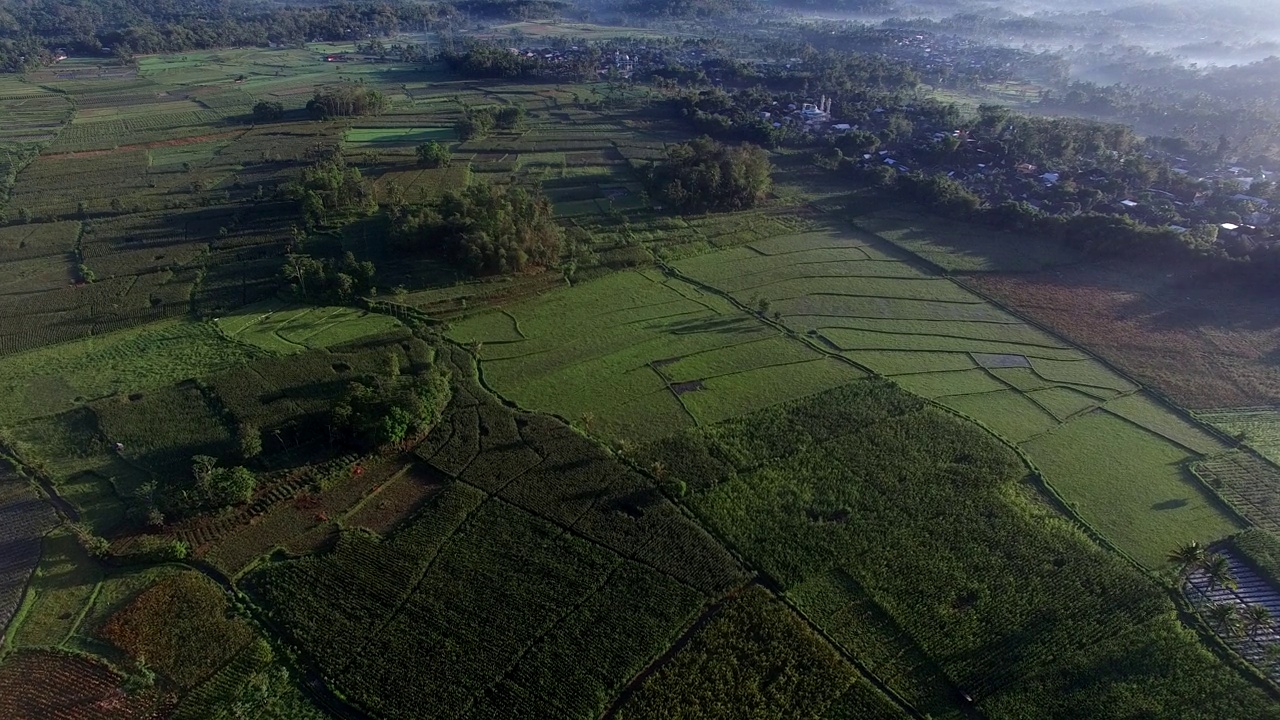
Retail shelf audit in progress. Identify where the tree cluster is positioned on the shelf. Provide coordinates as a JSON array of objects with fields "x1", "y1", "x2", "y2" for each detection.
[
  {"x1": 251, "y1": 99, "x2": 284, "y2": 122},
  {"x1": 306, "y1": 84, "x2": 388, "y2": 119},
  {"x1": 416, "y1": 141, "x2": 451, "y2": 168},
  {"x1": 332, "y1": 361, "x2": 451, "y2": 449},
  {"x1": 454, "y1": 105, "x2": 525, "y2": 141},
  {"x1": 394, "y1": 182, "x2": 562, "y2": 276},
  {"x1": 286, "y1": 153, "x2": 376, "y2": 227},
  {"x1": 282, "y1": 251, "x2": 377, "y2": 303},
  {"x1": 648, "y1": 136, "x2": 772, "y2": 213}
]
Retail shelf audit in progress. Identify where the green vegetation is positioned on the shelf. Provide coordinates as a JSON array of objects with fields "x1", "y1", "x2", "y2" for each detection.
[
  {"x1": 640, "y1": 382, "x2": 1277, "y2": 717},
  {"x1": 306, "y1": 84, "x2": 388, "y2": 119},
  {"x1": 415, "y1": 140, "x2": 452, "y2": 168},
  {"x1": 1022, "y1": 411, "x2": 1244, "y2": 566},
  {"x1": 616, "y1": 586, "x2": 901, "y2": 720},
  {"x1": 3, "y1": 25, "x2": 1280, "y2": 720},
  {"x1": 395, "y1": 182, "x2": 562, "y2": 275},
  {"x1": 649, "y1": 136, "x2": 773, "y2": 212}
]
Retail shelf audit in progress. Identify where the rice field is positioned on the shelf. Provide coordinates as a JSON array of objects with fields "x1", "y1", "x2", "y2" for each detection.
[
  {"x1": 446, "y1": 269, "x2": 865, "y2": 439},
  {"x1": 666, "y1": 219, "x2": 1245, "y2": 568}
]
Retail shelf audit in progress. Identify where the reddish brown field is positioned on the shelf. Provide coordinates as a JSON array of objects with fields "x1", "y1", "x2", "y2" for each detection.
[
  {"x1": 0, "y1": 650, "x2": 174, "y2": 720},
  {"x1": 344, "y1": 461, "x2": 444, "y2": 535},
  {"x1": 967, "y1": 263, "x2": 1280, "y2": 409}
]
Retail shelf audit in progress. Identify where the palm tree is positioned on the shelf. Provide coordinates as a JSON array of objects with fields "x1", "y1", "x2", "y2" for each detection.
[
  {"x1": 1243, "y1": 604, "x2": 1273, "y2": 639},
  {"x1": 1208, "y1": 603, "x2": 1243, "y2": 637},
  {"x1": 1203, "y1": 554, "x2": 1239, "y2": 593},
  {"x1": 1167, "y1": 541, "x2": 1207, "y2": 577}
]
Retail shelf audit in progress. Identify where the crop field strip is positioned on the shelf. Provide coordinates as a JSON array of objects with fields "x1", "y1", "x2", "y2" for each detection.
[{"x1": 1185, "y1": 549, "x2": 1280, "y2": 679}]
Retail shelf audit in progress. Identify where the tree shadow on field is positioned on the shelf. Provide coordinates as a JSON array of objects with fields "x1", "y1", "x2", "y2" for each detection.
[
  {"x1": 663, "y1": 316, "x2": 759, "y2": 336},
  {"x1": 1151, "y1": 498, "x2": 1189, "y2": 511}
]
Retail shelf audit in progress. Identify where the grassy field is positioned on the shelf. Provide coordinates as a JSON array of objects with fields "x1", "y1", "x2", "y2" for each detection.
[
  {"x1": 1199, "y1": 407, "x2": 1280, "y2": 465},
  {"x1": 2, "y1": 36, "x2": 1277, "y2": 720},
  {"x1": 448, "y1": 269, "x2": 865, "y2": 439},
  {"x1": 1021, "y1": 411, "x2": 1244, "y2": 566}
]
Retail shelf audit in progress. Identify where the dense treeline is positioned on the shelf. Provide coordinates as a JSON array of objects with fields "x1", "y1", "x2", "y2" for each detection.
[
  {"x1": 449, "y1": 0, "x2": 568, "y2": 20},
  {"x1": 0, "y1": 0, "x2": 456, "y2": 71},
  {"x1": 306, "y1": 84, "x2": 389, "y2": 120},
  {"x1": 394, "y1": 183, "x2": 562, "y2": 275},
  {"x1": 282, "y1": 251, "x2": 377, "y2": 303},
  {"x1": 648, "y1": 136, "x2": 772, "y2": 213}
]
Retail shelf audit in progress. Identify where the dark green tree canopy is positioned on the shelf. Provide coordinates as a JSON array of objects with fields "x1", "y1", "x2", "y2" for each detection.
[
  {"x1": 394, "y1": 182, "x2": 562, "y2": 276},
  {"x1": 333, "y1": 364, "x2": 451, "y2": 449},
  {"x1": 650, "y1": 136, "x2": 773, "y2": 213},
  {"x1": 306, "y1": 83, "x2": 388, "y2": 119}
]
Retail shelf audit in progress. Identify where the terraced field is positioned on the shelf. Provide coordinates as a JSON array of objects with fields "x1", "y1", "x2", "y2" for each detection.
[
  {"x1": 448, "y1": 268, "x2": 865, "y2": 439},
  {"x1": 661, "y1": 220, "x2": 1242, "y2": 567}
]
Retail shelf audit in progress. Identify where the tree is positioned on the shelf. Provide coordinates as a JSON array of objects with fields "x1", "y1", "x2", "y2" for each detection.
[
  {"x1": 237, "y1": 423, "x2": 262, "y2": 461},
  {"x1": 649, "y1": 136, "x2": 772, "y2": 213},
  {"x1": 252, "y1": 99, "x2": 285, "y2": 122},
  {"x1": 1207, "y1": 603, "x2": 1242, "y2": 637},
  {"x1": 307, "y1": 84, "x2": 388, "y2": 119},
  {"x1": 455, "y1": 108, "x2": 496, "y2": 141},
  {"x1": 394, "y1": 182, "x2": 562, "y2": 276},
  {"x1": 1243, "y1": 604, "x2": 1272, "y2": 639},
  {"x1": 415, "y1": 140, "x2": 451, "y2": 168},
  {"x1": 191, "y1": 455, "x2": 257, "y2": 508},
  {"x1": 1203, "y1": 554, "x2": 1238, "y2": 592},
  {"x1": 333, "y1": 367, "x2": 451, "y2": 449},
  {"x1": 1167, "y1": 541, "x2": 1208, "y2": 577}
]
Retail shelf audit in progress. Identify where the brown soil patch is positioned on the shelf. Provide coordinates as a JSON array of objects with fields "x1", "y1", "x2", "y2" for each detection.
[
  {"x1": 0, "y1": 649, "x2": 175, "y2": 719},
  {"x1": 967, "y1": 264, "x2": 1280, "y2": 409},
  {"x1": 345, "y1": 461, "x2": 444, "y2": 535},
  {"x1": 43, "y1": 130, "x2": 244, "y2": 160}
]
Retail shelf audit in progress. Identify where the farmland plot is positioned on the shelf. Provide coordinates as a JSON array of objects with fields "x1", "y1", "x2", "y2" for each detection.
[
  {"x1": 1184, "y1": 549, "x2": 1280, "y2": 679},
  {"x1": 0, "y1": 467, "x2": 59, "y2": 643},
  {"x1": 448, "y1": 269, "x2": 862, "y2": 439},
  {"x1": 642, "y1": 381, "x2": 1278, "y2": 719},
  {"x1": 1199, "y1": 407, "x2": 1280, "y2": 466},
  {"x1": 671, "y1": 221, "x2": 1242, "y2": 568},
  {"x1": 0, "y1": 649, "x2": 175, "y2": 719},
  {"x1": 1021, "y1": 411, "x2": 1243, "y2": 566},
  {"x1": 253, "y1": 348, "x2": 744, "y2": 719}
]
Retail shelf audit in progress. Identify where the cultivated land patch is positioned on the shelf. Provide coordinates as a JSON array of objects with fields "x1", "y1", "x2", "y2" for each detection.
[
  {"x1": 968, "y1": 266, "x2": 1280, "y2": 408},
  {"x1": 447, "y1": 269, "x2": 864, "y2": 439},
  {"x1": 1021, "y1": 410, "x2": 1243, "y2": 566},
  {"x1": 856, "y1": 205, "x2": 1081, "y2": 272},
  {"x1": 1199, "y1": 407, "x2": 1280, "y2": 466},
  {"x1": 641, "y1": 382, "x2": 1276, "y2": 718},
  {"x1": 668, "y1": 221, "x2": 1240, "y2": 567}
]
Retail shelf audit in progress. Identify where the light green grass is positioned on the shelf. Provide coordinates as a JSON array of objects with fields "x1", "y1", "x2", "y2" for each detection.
[
  {"x1": 1020, "y1": 411, "x2": 1244, "y2": 567},
  {"x1": 940, "y1": 390, "x2": 1060, "y2": 443},
  {"x1": 450, "y1": 271, "x2": 854, "y2": 439},
  {"x1": 9, "y1": 530, "x2": 103, "y2": 649},
  {"x1": 818, "y1": 328, "x2": 1084, "y2": 361},
  {"x1": 1102, "y1": 393, "x2": 1228, "y2": 456},
  {"x1": 1197, "y1": 408, "x2": 1280, "y2": 466},
  {"x1": 680, "y1": 358, "x2": 866, "y2": 426},
  {"x1": 857, "y1": 207, "x2": 1080, "y2": 273},
  {"x1": 843, "y1": 350, "x2": 977, "y2": 375},
  {"x1": 1026, "y1": 387, "x2": 1104, "y2": 421},
  {"x1": 0, "y1": 318, "x2": 267, "y2": 425},
  {"x1": 344, "y1": 127, "x2": 456, "y2": 147},
  {"x1": 1027, "y1": 357, "x2": 1138, "y2": 395},
  {"x1": 214, "y1": 300, "x2": 403, "y2": 353},
  {"x1": 891, "y1": 369, "x2": 1007, "y2": 399}
]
